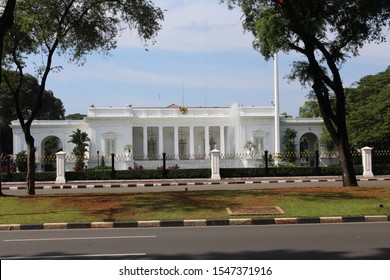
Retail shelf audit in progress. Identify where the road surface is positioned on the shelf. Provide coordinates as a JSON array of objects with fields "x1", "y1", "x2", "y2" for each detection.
[{"x1": 1, "y1": 223, "x2": 390, "y2": 259}]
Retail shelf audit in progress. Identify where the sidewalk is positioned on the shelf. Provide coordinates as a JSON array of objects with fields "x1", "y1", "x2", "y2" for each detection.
[{"x1": 2, "y1": 175, "x2": 390, "y2": 191}]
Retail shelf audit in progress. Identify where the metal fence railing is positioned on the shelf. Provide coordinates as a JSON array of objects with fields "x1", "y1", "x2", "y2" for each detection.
[{"x1": 1, "y1": 149, "x2": 390, "y2": 172}]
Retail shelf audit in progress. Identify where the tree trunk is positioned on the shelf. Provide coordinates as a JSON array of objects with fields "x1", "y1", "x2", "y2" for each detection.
[
  {"x1": 25, "y1": 132, "x2": 36, "y2": 195},
  {"x1": 337, "y1": 137, "x2": 358, "y2": 187}
]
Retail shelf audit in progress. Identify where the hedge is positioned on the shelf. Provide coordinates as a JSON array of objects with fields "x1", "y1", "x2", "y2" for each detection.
[{"x1": 1, "y1": 164, "x2": 389, "y2": 182}]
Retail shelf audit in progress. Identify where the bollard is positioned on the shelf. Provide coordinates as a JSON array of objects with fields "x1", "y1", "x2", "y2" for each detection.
[
  {"x1": 55, "y1": 151, "x2": 66, "y2": 184},
  {"x1": 210, "y1": 149, "x2": 221, "y2": 180},
  {"x1": 361, "y1": 147, "x2": 374, "y2": 177}
]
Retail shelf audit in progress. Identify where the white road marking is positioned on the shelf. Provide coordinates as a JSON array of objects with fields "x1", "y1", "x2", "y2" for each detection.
[
  {"x1": 3, "y1": 253, "x2": 147, "y2": 259},
  {"x1": 4, "y1": 235, "x2": 157, "y2": 242}
]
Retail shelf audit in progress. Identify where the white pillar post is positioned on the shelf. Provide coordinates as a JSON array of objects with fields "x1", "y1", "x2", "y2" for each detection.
[
  {"x1": 143, "y1": 126, "x2": 148, "y2": 159},
  {"x1": 189, "y1": 126, "x2": 195, "y2": 158},
  {"x1": 55, "y1": 151, "x2": 66, "y2": 184},
  {"x1": 210, "y1": 149, "x2": 221, "y2": 180},
  {"x1": 361, "y1": 146, "x2": 374, "y2": 177},
  {"x1": 220, "y1": 126, "x2": 225, "y2": 156}
]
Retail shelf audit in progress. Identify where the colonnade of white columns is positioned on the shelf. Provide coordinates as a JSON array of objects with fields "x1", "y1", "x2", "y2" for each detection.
[{"x1": 135, "y1": 125, "x2": 229, "y2": 157}]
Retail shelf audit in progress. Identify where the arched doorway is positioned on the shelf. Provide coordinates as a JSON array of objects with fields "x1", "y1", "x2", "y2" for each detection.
[
  {"x1": 300, "y1": 133, "x2": 318, "y2": 166},
  {"x1": 41, "y1": 136, "x2": 63, "y2": 171}
]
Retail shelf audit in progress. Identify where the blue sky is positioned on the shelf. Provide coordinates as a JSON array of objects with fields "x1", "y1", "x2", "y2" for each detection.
[{"x1": 40, "y1": 0, "x2": 390, "y2": 117}]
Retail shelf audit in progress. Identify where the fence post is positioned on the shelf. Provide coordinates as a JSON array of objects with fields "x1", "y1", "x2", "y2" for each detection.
[
  {"x1": 55, "y1": 151, "x2": 66, "y2": 184},
  {"x1": 361, "y1": 147, "x2": 374, "y2": 177},
  {"x1": 264, "y1": 150, "x2": 269, "y2": 176},
  {"x1": 111, "y1": 153, "x2": 116, "y2": 179},
  {"x1": 162, "y1": 152, "x2": 167, "y2": 179},
  {"x1": 315, "y1": 150, "x2": 321, "y2": 176},
  {"x1": 6, "y1": 155, "x2": 11, "y2": 181},
  {"x1": 210, "y1": 149, "x2": 221, "y2": 180}
]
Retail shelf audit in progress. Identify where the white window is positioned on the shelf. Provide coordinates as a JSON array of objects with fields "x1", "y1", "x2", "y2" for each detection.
[{"x1": 105, "y1": 139, "x2": 117, "y2": 156}]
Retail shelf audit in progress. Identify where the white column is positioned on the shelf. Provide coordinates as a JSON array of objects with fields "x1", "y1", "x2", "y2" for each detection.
[
  {"x1": 159, "y1": 126, "x2": 164, "y2": 156},
  {"x1": 210, "y1": 149, "x2": 221, "y2": 180},
  {"x1": 205, "y1": 126, "x2": 210, "y2": 157},
  {"x1": 143, "y1": 126, "x2": 148, "y2": 158},
  {"x1": 274, "y1": 52, "x2": 281, "y2": 163},
  {"x1": 189, "y1": 126, "x2": 195, "y2": 158},
  {"x1": 220, "y1": 126, "x2": 225, "y2": 156},
  {"x1": 55, "y1": 151, "x2": 66, "y2": 184},
  {"x1": 174, "y1": 126, "x2": 179, "y2": 158},
  {"x1": 361, "y1": 147, "x2": 374, "y2": 177}
]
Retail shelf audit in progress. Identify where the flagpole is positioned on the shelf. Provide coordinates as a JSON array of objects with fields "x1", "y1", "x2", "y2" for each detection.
[{"x1": 274, "y1": 52, "x2": 281, "y2": 164}]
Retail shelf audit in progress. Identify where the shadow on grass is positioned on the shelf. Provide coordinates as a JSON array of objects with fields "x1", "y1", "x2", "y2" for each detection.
[{"x1": 54, "y1": 191, "x2": 251, "y2": 222}]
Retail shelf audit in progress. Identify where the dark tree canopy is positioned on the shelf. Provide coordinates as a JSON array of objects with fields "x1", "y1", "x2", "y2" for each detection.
[
  {"x1": 0, "y1": 70, "x2": 65, "y2": 153},
  {"x1": 300, "y1": 66, "x2": 390, "y2": 150},
  {"x1": 0, "y1": 71, "x2": 65, "y2": 123},
  {"x1": 346, "y1": 66, "x2": 390, "y2": 148}
]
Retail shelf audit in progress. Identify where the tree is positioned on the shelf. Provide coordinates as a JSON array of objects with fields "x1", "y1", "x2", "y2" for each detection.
[
  {"x1": 2, "y1": 0, "x2": 164, "y2": 194},
  {"x1": 0, "y1": 70, "x2": 65, "y2": 151},
  {"x1": 300, "y1": 66, "x2": 390, "y2": 150},
  {"x1": 224, "y1": 0, "x2": 390, "y2": 186},
  {"x1": 0, "y1": 0, "x2": 16, "y2": 196},
  {"x1": 346, "y1": 66, "x2": 390, "y2": 148},
  {"x1": 0, "y1": 0, "x2": 15, "y2": 82},
  {"x1": 66, "y1": 113, "x2": 86, "y2": 120},
  {"x1": 299, "y1": 92, "x2": 321, "y2": 118},
  {"x1": 282, "y1": 128, "x2": 297, "y2": 163},
  {"x1": 68, "y1": 129, "x2": 90, "y2": 171}
]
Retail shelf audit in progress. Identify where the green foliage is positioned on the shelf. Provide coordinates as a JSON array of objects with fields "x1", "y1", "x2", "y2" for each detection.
[
  {"x1": 65, "y1": 113, "x2": 86, "y2": 120},
  {"x1": 0, "y1": 71, "x2": 65, "y2": 123},
  {"x1": 0, "y1": 70, "x2": 65, "y2": 153},
  {"x1": 10, "y1": 0, "x2": 164, "y2": 64},
  {"x1": 68, "y1": 129, "x2": 90, "y2": 171},
  {"x1": 346, "y1": 66, "x2": 390, "y2": 148},
  {"x1": 15, "y1": 150, "x2": 27, "y2": 172},
  {"x1": 282, "y1": 128, "x2": 297, "y2": 163},
  {"x1": 4, "y1": 162, "x2": 390, "y2": 182},
  {"x1": 1, "y1": 0, "x2": 164, "y2": 193},
  {"x1": 299, "y1": 100, "x2": 321, "y2": 118},
  {"x1": 244, "y1": 140, "x2": 255, "y2": 150}
]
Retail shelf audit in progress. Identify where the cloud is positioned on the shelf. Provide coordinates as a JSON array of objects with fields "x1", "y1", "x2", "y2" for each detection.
[{"x1": 118, "y1": 0, "x2": 254, "y2": 52}]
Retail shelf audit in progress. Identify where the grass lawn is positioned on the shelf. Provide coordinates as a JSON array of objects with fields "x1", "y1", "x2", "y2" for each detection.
[{"x1": 0, "y1": 187, "x2": 389, "y2": 224}]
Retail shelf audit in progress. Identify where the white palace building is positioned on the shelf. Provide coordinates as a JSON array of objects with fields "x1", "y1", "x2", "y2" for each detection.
[
  {"x1": 11, "y1": 56, "x2": 325, "y2": 171},
  {"x1": 11, "y1": 103, "x2": 324, "y2": 171}
]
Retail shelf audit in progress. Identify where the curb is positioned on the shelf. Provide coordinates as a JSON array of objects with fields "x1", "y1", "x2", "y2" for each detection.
[
  {"x1": 1, "y1": 215, "x2": 389, "y2": 231},
  {"x1": 3, "y1": 176, "x2": 390, "y2": 191}
]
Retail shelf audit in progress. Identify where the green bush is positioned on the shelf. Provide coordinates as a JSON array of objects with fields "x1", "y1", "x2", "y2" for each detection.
[
  {"x1": 1, "y1": 172, "x2": 56, "y2": 182},
  {"x1": 1, "y1": 163, "x2": 389, "y2": 183}
]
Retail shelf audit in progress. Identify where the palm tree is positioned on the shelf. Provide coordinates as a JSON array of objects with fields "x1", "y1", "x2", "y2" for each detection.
[{"x1": 68, "y1": 129, "x2": 90, "y2": 171}]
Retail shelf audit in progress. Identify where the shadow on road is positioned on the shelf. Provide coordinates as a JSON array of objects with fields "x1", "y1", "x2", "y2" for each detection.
[{"x1": 3, "y1": 247, "x2": 390, "y2": 260}]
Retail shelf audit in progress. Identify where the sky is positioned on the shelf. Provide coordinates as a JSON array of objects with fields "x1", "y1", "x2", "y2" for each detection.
[{"x1": 38, "y1": 0, "x2": 390, "y2": 117}]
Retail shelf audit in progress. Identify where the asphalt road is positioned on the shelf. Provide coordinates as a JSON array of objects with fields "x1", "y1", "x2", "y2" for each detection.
[{"x1": 1, "y1": 223, "x2": 390, "y2": 260}]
